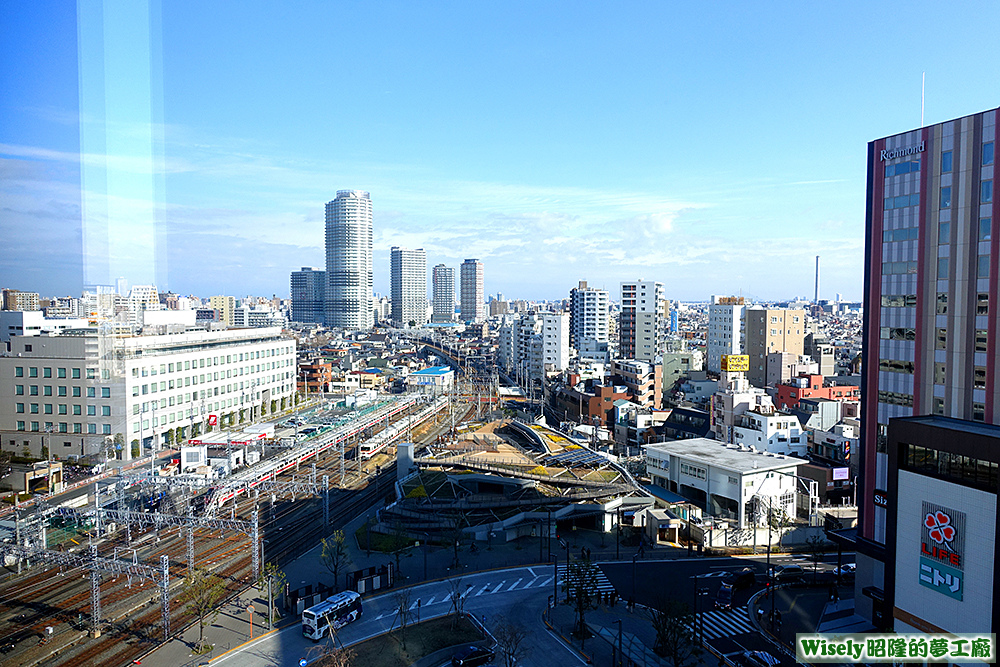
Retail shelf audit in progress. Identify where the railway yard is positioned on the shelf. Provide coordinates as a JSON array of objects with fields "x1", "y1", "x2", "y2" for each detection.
[{"x1": 0, "y1": 392, "x2": 464, "y2": 667}]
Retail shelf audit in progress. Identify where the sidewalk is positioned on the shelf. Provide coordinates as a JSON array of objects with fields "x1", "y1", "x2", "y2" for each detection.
[{"x1": 546, "y1": 599, "x2": 715, "y2": 667}]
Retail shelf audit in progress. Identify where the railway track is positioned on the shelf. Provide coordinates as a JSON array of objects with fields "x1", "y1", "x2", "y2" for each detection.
[{"x1": 0, "y1": 396, "x2": 453, "y2": 667}]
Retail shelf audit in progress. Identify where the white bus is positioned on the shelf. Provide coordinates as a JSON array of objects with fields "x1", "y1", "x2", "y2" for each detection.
[{"x1": 302, "y1": 591, "x2": 363, "y2": 641}]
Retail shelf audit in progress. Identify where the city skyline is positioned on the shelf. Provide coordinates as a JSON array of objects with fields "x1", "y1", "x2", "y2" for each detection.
[{"x1": 3, "y1": 3, "x2": 1000, "y2": 301}]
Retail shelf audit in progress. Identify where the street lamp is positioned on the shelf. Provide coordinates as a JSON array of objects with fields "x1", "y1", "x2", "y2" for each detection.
[
  {"x1": 548, "y1": 553, "x2": 558, "y2": 617},
  {"x1": 632, "y1": 554, "x2": 638, "y2": 604}
]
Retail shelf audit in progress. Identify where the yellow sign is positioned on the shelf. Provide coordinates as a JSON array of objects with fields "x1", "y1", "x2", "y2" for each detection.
[
  {"x1": 721, "y1": 355, "x2": 749, "y2": 372},
  {"x1": 716, "y1": 296, "x2": 745, "y2": 305}
]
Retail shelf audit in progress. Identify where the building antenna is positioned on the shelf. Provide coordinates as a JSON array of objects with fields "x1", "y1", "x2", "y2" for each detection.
[
  {"x1": 921, "y1": 71, "x2": 925, "y2": 126},
  {"x1": 814, "y1": 255, "x2": 820, "y2": 304}
]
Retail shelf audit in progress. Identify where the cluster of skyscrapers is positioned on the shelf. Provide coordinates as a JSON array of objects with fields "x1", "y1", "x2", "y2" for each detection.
[{"x1": 290, "y1": 191, "x2": 486, "y2": 328}]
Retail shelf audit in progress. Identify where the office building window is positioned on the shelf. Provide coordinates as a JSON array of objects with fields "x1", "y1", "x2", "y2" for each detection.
[
  {"x1": 933, "y1": 398, "x2": 946, "y2": 415},
  {"x1": 16, "y1": 421, "x2": 24, "y2": 431},
  {"x1": 43, "y1": 368, "x2": 51, "y2": 378},
  {"x1": 936, "y1": 328, "x2": 947, "y2": 350},
  {"x1": 15, "y1": 385, "x2": 23, "y2": 395},
  {"x1": 29, "y1": 403, "x2": 38, "y2": 414},
  {"x1": 934, "y1": 362, "x2": 947, "y2": 384},
  {"x1": 72, "y1": 387, "x2": 81, "y2": 397},
  {"x1": 983, "y1": 180, "x2": 993, "y2": 204},
  {"x1": 976, "y1": 330, "x2": 989, "y2": 353},
  {"x1": 58, "y1": 386, "x2": 66, "y2": 397},
  {"x1": 942, "y1": 151, "x2": 953, "y2": 172},
  {"x1": 937, "y1": 257, "x2": 949, "y2": 277},
  {"x1": 939, "y1": 222, "x2": 950, "y2": 243},
  {"x1": 936, "y1": 293, "x2": 948, "y2": 314},
  {"x1": 940, "y1": 186, "x2": 952, "y2": 208},
  {"x1": 14, "y1": 367, "x2": 23, "y2": 377},
  {"x1": 102, "y1": 387, "x2": 111, "y2": 398},
  {"x1": 981, "y1": 217, "x2": 992, "y2": 241},
  {"x1": 15, "y1": 403, "x2": 24, "y2": 413},
  {"x1": 88, "y1": 424, "x2": 96, "y2": 434},
  {"x1": 103, "y1": 424, "x2": 111, "y2": 435},
  {"x1": 57, "y1": 368, "x2": 66, "y2": 378},
  {"x1": 29, "y1": 367, "x2": 37, "y2": 378},
  {"x1": 974, "y1": 366, "x2": 987, "y2": 389},
  {"x1": 984, "y1": 142, "x2": 995, "y2": 166},
  {"x1": 72, "y1": 368, "x2": 80, "y2": 379},
  {"x1": 979, "y1": 254, "x2": 991, "y2": 279},
  {"x1": 978, "y1": 293, "x2": 990, "y2": 315},
  {"x1": 43, "y1": 386, "x2": 51, "y2": 396},
  {"x1": 974, "y1": 403, "x2": 987, "y2": 422}
]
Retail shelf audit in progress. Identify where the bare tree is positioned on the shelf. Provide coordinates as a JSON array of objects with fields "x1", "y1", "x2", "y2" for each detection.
[
  {"x1": 390, "y1": 590, "x2": 412, "y2": 649},
  {"x1": 446, "y1": 513, "x2": 467, "y2": 569},
  {"x1": 493, "y1": 617, "x2": 530, "y2": 667},
  {"x1": 306, "y1": 641, "x2": 356, "y2": 667},
  {"x1": 447, "y1": 577, "x2": 471, "y2": 628},
  {"x1": 806, "y1": 534, "x2": 825, "y2": 583},
  {"x1": 562, "y1": 556, "x2": 599, "y2": 640},
  {"x1": 257, "y1": 561, "x2": 287, "y2": 623},
  {"x1": 178, "y1": 568, "x2": 226, "y2": 653},
  {"x1": 390, "y1": 520, "x2": 409, "y2": 579},
  {"x1": 320, "y1": 530, "x2": 351, "y2": 591},
  {"x1": 648, "y1": 597, "x2": 700, "y2": 667}
]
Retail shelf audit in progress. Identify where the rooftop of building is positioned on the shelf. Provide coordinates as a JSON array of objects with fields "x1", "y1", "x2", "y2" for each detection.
[
  {"x1": 410, "y1": 365, "x2": 454, "y2": 376},
  {"x1": 643, "y1": 437, "x2": 806, "y2": 473}
]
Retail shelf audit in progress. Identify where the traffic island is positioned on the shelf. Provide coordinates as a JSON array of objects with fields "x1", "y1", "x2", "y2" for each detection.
[{"x1": 324, "y1": 613, "x2": 484, "y2": 667}]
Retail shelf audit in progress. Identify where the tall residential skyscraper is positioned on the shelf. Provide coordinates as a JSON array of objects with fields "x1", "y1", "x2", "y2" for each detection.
[
  {"x1": 432, "y1": 264, "x2": 455, "y2": 323},
  {"x1": 325, "y1": 190, "x2": 373, "y2": 330},
  {"x1": 290, "y1": 267, "x2": 326, "y2": 324},
  {"x1": 857, "y1": 108, "x2": 1000, "y2": 631},
  {"x1": 460, "y1": 259, "x2": 485, "y2": 323},
  {"x1": 744, "y1": 306, "x2": 804, "y2": 388},
  {"x1": 707, "y1": 295, "x2": 746, "y2": 374},
  {"x1": 390, "y1": 247, "x2": 427, "y2": 327},
  {"x1": 619, "y1": 280, "x2": 666, "y2": 362},
  {"x1": 569, "y1": 280, "x2": 609, "y2": 349}
]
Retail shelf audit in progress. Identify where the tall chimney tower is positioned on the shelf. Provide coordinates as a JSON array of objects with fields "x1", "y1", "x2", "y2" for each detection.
[{"x1": 814, "y1": 255, "x2": 820, "y2": 304}]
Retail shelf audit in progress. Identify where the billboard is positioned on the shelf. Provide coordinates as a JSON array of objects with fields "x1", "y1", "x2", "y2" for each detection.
[
  {"x1": 832, "y1": 467, "x2": 850, "y2": 481},
  {"x1": 720, "y1": 354, "x2": 749, "y2": 372},
  {"x1": 919, "y1": 502, "x2": 965, "y2": 601}
]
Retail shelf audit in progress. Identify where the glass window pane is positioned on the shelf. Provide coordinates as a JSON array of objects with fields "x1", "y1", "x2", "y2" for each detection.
[
  {"x1": 942, "y1": 151, "x2": 953, "y2": 172},
  {"x1": 981, "y1": 217, "x2": 992, "y2": 241},
  {"x1": 984, "y1": 142, "x2": 995, "y2": 166},
  {"x1": 939, "y1": 222, "x2": 950, "y2": 243},
  {"x1": 982, "y1": 180, "x2": 993, "y2": 204},
  {"x1": 938, "y1": 257, "x2": 949, "y2": 277},
  {"x1": 941, "y1": 186, "x2": 952, "y2": 208},
  {"x1": 979, "y1": 254, "x2": 991, "y2": 278}
]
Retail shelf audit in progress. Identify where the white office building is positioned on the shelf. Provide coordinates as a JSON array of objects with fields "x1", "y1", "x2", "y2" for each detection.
[
  {"x1": 540, "y1": 312, "x2": 570, "y2": 376},
  {"x1": 431, "y1": 264, "x2": 455, "y2": 323},
  {"x1": 0, "y1": 328, "x2": 296, "y2": 460},
  {"x1": 707, "y1": 295, "x2": 746, "y2": 375},
  {"x1": 390, "y1": 247, "x2": 428, "y2": 327},
  {"x1": 325, "y1": 190, "x2": 374, "y2": 330}
]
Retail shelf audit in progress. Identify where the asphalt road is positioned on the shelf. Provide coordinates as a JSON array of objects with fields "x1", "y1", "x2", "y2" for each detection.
[{"x1": 210, "y1": 565, "x2": 585, "y2": 667}]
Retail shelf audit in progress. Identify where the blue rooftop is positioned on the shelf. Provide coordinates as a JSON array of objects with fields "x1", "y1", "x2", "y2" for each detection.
[
  {"x1": 411, "y1": 366, "x2": 453, "y2": 376},
  {"x1": 643, "y1": 483, "x2": 689, "y2": 504}
]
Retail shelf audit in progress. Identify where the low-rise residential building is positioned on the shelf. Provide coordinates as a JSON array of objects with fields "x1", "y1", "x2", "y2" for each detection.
[
  {"x1": 774, "y1": 373, "x2": 862, "y2": 410},
  {"x1": 611, "y1": 358, "x2": 661, "y2": 409},
  {"x1": 732, "y1": 407, "x2": 808, "y2": 457},
  {"x1": 405, "y1": 365, "x2": 455, "y2": 394},
  {"x1": 711, "y1": 356, "x2": 775, "y2": 444}
]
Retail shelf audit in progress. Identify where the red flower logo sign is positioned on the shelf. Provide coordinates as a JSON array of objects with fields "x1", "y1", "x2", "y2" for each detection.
[{"x1": 925, "y1": 511, "x2": 956, "y2": 550}]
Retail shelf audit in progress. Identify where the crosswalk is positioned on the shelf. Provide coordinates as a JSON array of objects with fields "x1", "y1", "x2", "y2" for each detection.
[
  {"x1": 556, "y1": 563, "x2": 616, "y2": 599},
  {"x1": 686, "y1": 607, "x2": 755, "y2": 640},
  {"x1": 370, "y1": 572, "x2": 556, "y2": 621}
]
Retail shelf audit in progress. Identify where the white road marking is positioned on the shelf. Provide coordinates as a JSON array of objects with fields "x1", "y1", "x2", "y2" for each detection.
[
  {"x1": 507, "y1": 578, "x2": 522, "y2": 591},
  {"x1": 491, "y1": 581, "x2": 505, "y2": 593},
  {"x1": 475, "y1": 584, "x2": 491, "y2": 596}
]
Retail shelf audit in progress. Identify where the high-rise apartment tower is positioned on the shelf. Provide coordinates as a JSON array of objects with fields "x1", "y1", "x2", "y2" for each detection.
[
  {"x1": 432, "y1": 264, "x2": 455, "y2": 323},
  {"x1": 569, "y1": 281, "x2": 609, "y2": 349},
  {"x1": 460, "y1": 259, "x2": 485, "y2": 323},
  {"x1": 390, "y1": 247, "x2": 427, "y2": 327},
  {"x1": 619, "y1": 280, "x2": 666, "y2": 362},
  {"x1": 290, "y1": 267, "x2": 326, "y2": 324},
  {"x1": 325, "y1": 190, "x2": 373, "y2": 330}
]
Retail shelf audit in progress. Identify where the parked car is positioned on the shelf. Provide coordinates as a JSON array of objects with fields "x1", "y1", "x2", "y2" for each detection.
[
  {"x1": 723, "y1": 567, "x2": 756, "y2": 590},
  {"x1": 451, "y1": 645, "x2": 495, "y2": 667},
  {"x1": 767, "y1": 564, "x2": 804, "y2": 581}
]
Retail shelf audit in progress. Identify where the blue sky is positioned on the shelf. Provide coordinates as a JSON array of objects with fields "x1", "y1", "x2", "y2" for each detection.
[{"x1": 2, "y1": 1, "x2": 999, "y2": 302}]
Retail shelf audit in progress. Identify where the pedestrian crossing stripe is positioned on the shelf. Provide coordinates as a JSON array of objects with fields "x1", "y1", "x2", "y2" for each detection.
[
  {"x1": 686, "y1": 607, "x2": 755, "y2": 640},
  {"x1": 555, "y1": 564, "x2": 616, "y2": 597}
]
